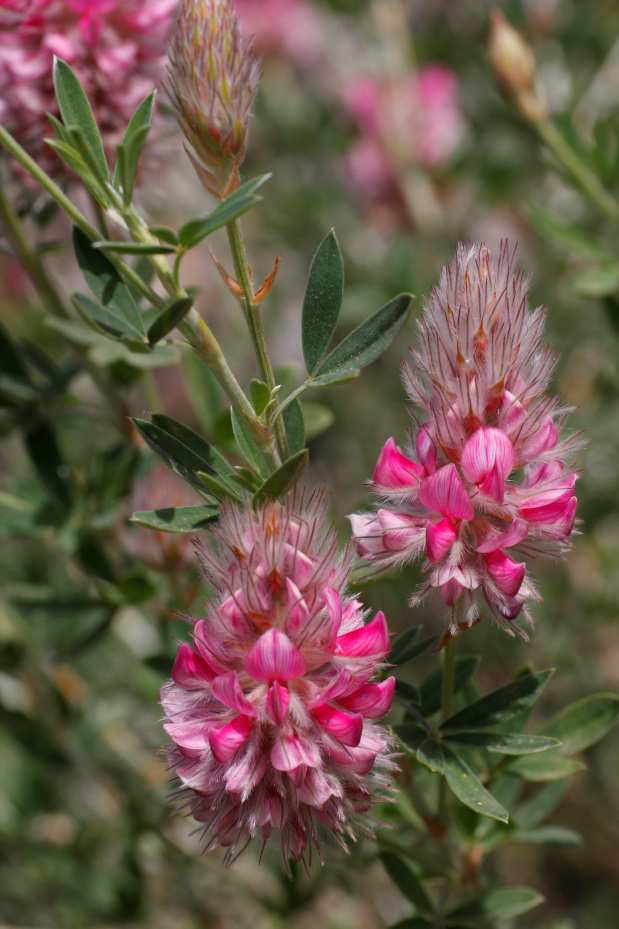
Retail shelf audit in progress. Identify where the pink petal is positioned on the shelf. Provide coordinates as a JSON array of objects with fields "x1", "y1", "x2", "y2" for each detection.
[
  {"x1": 520, "y1": 488, "x2": 574, "y2": 523},
  {"x1": 285, "y1": 577, "x2": 309, "y2": 636},
  {"x1": 266, "y1": 681, "x2": 290, "y2": 726},
  {"x1": 193, "y1": 620, "x2": 228, "y2": 674},
  {"x1": 271, "y1": 733, "x2": 321, "y2": 771},
  {"x1": 328, "y1": 743, "x2": 377, "y2": 774},
  {"x1": 476, "y1": 518, "x2": 528, "y2": 553},
  {"x1": 499, "y1": 390, "x2": 526, "y2": 434},
  {"x1": 372, "y1": 437, "x2": 423, "y2": 490},
  {"x1": 484, "y1": 550, "x2": 526, "y2": 597},
  {"x1": 323, "y1": 587, "x2": 343, "y2": 641},
  {"x1": 426, "y1": 518, "x2": 457, "y2": 563},
  {"x1": 537, "y1": 495, "x2": 577, "y2": 539},
  {"x1": 172, "y1": 643, "x2": 215, "y2": 688},
  {"x1": 419, "y1": 463, "x2": 474, "y2": 520},
  {"x1": 297, "y1": 768, "x2": 339, "y2": 807},
  {"x1": 334, "y1": 611, "x2": 389, "y2": 658},
  {"x1": 310, "y1": 669, "x2": 356, "y2": 706},
  {"x1": 440, "y1": 578, "x2": 464, "y2": 606},
  {"x1": 461, "y1": 427, "x2": 514, "y2": 501},
  {"x1": 339, "y1": 676, "x2": 396, "y2": 718},
  {"x1": 209, "y1": 715, "x2": 254, "y2": 763},
  {"x1": 416, "y1": 425, "x2": 437, "y2": 474},
  {"x1": 378, "y1": 509, "x2": 426, "y2": 553},
  {"x1": 521, "y1": 416, "x2": 558, "y2": 460},
  {"x1": 245, "y1": 628, "x2": 306, "y2": 682},
  {"x1": 164, "y1": 719, "x2": 209, "y2": 753},
  {"x1": 312, "y1": 704, "x2": 363, "y2": 746},
  {"x1": 349, "y1": 512, "x2": 386, "y2": 558},
  {"x1": 211, "y1": 672, "x2": 256, "y2": 716}
]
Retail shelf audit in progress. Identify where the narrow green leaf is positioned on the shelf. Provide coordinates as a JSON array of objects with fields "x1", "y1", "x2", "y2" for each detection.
[
  {"x1": 542, "y1": 692, "x2": 619, "y2": 755},
  {"x1": 447, "y1": 886, "x2": 543, "y2": 925},
  {"x1": 380, "y1": 852, "x2": 433, "y2": 914},
  {"x1": 308, "y1": 367, "x2": 361, "y2": 387},
  {"x1": 314, "y1": 293, "x2": 412, "y2": 378},
  {"x1": 150, "y1": 226, "x2": 179, "y2": 245},
  {"x1": 395, "y1": 680, "x2": 421, "y2": 707},
  {"x1": 420, "y1": 655, "x2": 480, "y2": 716},
  {"x1": 24, "y1": 418, "x2": 72, "y2": 507},
  {"x1": 442, "y1": 745, "x2": 509, "y2": 823},
  {"x1": 0, "y1": 322, "x2": 30, "y2": 385},
  {"x1": 302, "y1": 229, "x2": 345, "y2": 374},
  {"x1": 283, "y1": 399, "x2": 306, "y2": 454},
  {"x1": 508, "y1": 753, "x2": 586, "y2": 782},
  {"x1": 113, "y1": 92, "x2": 155, "y2": 202},
  {"x1": 253, "y1": 449, "x2": 309, "y2": 505},
  {"x1": 198, "y1": 471, "x2": 244, "y2": 503},
  {"x1": 72, "y1": 292, "x2": 146, "y2": 343},
  {"x1": 148, "y1": 296, "x2": 194, "y2": 345},
  {"x1": 515, "y1": 826, "x2": 582, "y2": 846},
  {"x1": 93, "y1": 241, "x2": 175, "y2": 255},
  {"x1": 390, "y1": 628, "x2": 436, "y2": 667},
  {"x1": 443, "y1": 732, "x2": 560, "y2": 755},
  {"x1": 133, "y1": 415, "x2": 214, "y2": 490},
  {"x1": 182, "y1": 351, "x2": 222, "y2": 433},
  {"x1": 441, "y1": 670, "x2": 554, "y2": 732},
  {"x1": 415, "y1": 738, "x2": 445, "y2": 774},
  {"x1": 179, "y1": 174, "x2": 272, "y2": 248},
  {"x1": 53, "y1": 58, "x2": 108, "y2": 182},
  {"x1": 250, "y1": 379, "x2": 271, "y2": 415},
  {"x1": 514, "y1": 781, "x2": 568, "y2": 830},
  {"x1": 230, "y1": 409, "x2": 270, "y2": 478},
  {"x1": 130, "y1": 505, "x2": 218, "y2": 533}
]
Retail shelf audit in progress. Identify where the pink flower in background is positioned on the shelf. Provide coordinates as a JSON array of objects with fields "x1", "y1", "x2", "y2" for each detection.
[
  {"x1": 162, "y1": 488, "x2": 395, "y2": 864},
  {"x1": 342, "y1": 66, "x2": 465, "y2": 201},
  {"x1": 0, "y1": 0, "x2": 176, "y2": 177},
  {"x1": 350, "y1": 242, "x2": 579, "y2": 642},
  {"x1": 233, "y1": 0, "x2": 323, "y2": 67}
]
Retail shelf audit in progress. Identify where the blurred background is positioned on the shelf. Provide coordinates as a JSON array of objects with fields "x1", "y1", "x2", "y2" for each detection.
[{"x1": 1, "y1": 0, "x2": 619, "y2": 927}]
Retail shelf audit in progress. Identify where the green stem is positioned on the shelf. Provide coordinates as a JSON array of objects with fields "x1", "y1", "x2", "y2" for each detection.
[
  {"x1": 438, "y1": 637, "x2": 457, "y2": 823},
  {"x1": 227, "y1": 218, "x2": 288, "y2": 463},
  {"x1": 536, "y1": 119, "x2": 619, "y2": 222}
]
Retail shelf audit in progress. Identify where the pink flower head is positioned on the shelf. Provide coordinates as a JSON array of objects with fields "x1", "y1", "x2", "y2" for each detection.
[
  {"x1": 167, "y1": 0, "x2": 260, "y2": 198},
  {"x1": 350, "y1": 242, "x2": 580, "y2": 640},
  {"x1": 0, "y1": 0, "x2": 176, "y2": 178},
  {"x1": 232, "y1": 0, "x2": 323, "y2": 67},
  {"x1": 162, "y1": 488, "x2": 396, "y2": 864}
]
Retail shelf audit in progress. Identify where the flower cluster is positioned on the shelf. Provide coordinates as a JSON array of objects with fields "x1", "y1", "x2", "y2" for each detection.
[
  {"x1": 351, "y1": 242, "x2": 579, "y2": 640},
  {"x1": 0, "y1": 0, "x2": 176, "y2": 177},
  {"x1": 167, "y1": 0, "x2": 260, "y2": 198},
  {"x1": 342, "y1": 66, "x2": 465, "y2": 202},
  {"x1": 162, "y1": 489, "x2": 395, "y2": 863},
  {"x1": 232, "y1": 0, "x2": 322, "y2": 67}
]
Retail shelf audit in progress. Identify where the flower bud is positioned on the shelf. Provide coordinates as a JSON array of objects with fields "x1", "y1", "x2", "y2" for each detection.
[
  {"x1": 488, "y1": 10, "x2": 546, "y2": 124},
  {"x1": 167, "y1": 0, "x2": 260, "y2": 198}
]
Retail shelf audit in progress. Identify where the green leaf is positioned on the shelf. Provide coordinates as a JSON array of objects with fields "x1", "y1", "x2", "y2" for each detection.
[
  {"x1": 542, "y1": 692, "x2": 619, "y2": 755},
  {"x1": 198, "y1": 471, "x2": 244, "y2": 503},
  {"x1": 528, "y1": 206, "x2": 608, "y2": 260},
  {"x1": 395, "y1": 680, "x2": 421, "y2": 707},
  {"x1": 182, "y1": 351, "x2": 222, "y2": 433},
  {"x1": 571, "y1": 263, "x2": 619, "y2": 298},
  {"x1": 147, "y1": 296, "x2": 194, "y2": 345},
  {"x1": 302, "y1": 401, "x2": 334, "y2": 441},
  {"x1": 72, "y1": 292, "x2": 146, "y2": 343},
  {"x1": 53, "y1": 58, "x2": 108, "y2": 183},
  {"x1": 230, "y1": 409, "x2": 270, "y2": 478},
  {"x1": 0, "y1": 322, "x2": 30, "y2": 387},
  {"x1": 447, "y1": 886, "x2": 543, "y2": 926},
  {"x1": 514, "y1": 781, "x2": 568, "y2": 830},
  {"x1": 113, "y1": 92, "x2": 155, "y2": 204},
  {"x1": 133, "y1": 415, "x2": 215, "y2": 490},
  {"x1": 507, "y1": 753, "x2": 586, "y2": 782},
  {"x1": 250, "y1": 379, "x2": 272, "y2": 415},
  {"x1": 302, "y1": 229, "x2": 345, "y2": 374},
  {"x1": 443, "y1": 732, "x2": 560, "y2": 755},
  {"x1": 515, "y1": 826, "x2": 582, "y2": 846},
  {"x1": 380, "y1": 852, "x2": 433, "y2": 914},
  {"x1": 179, "y1": 174, "x2": 272, "y2": 248},
  {"x1": 441, "y1": 670, "x2": 554, "y2": 732},
  {"x1": 441, "y1": 745, "x2": 509, "y2": 823},
  {"x1": 309, "y1": 368, "x2": 361, "y2": 387},
  {"x1": 24, "y1": 418, "x2": 72, "y2": 507},
  {"x1": 130, "y1": 505, "x2": 218, "y2": 533},
  {"x1": 415, "y1": 737, "x2": 445, "y2": 774},
  {"x1": 313, "y1": 293, "x2": 412, "y2": 379},
  {"x1": 73, "y1": 228, "x2": 146, "y2": 341},
  {"x1": 253, "y1": 449, "x2": 309, "y2": 505},
  {"x1": 150, "y1": 226, "x2": 179, "y2": 245},
  {"x1": 93, "y1": 241, "x2": 175, "y2": 255},
  {"x1": 420, "y1": 655, "x2": 480, "y2": 716},
  {"x1": 283, "y1": 399, "x2": 306, "y2": 454},
  {"x1": 390, "y1": 628, "x2": 436, "y2": 667}
]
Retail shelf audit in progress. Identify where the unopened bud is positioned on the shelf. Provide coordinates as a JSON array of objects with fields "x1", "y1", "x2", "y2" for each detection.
[
  {"x1": 488, "y1": 10, "x2": 546, "y2": 124},
  {"x1": 167, "y1": 0, "x2": 260, "y2": 198}
]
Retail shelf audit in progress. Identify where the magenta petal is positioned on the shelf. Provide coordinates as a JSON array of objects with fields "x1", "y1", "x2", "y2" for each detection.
[
  {"x1": 372, "y1": 437, "x2": 423, "y2": 489},
  {"x1": 416, "y1": 424, "x2": 437, "y2": 474},
  {"x1": 266, "y1": 681, "x2": 290, "y2": 726},
  {"x1": 285, "y1": 577, "x2": 309, "y2": 636},
  {"x1": 172, "y1": 643, "x2": 216, "y2": 688},
  {"x1": 520, "y1": 488, "x2": 574, "y2": 523},
  {"x1": 211, "y1": 671, "x2": 256, "y2": 716},
  {"x1": 323, "y1": 587, "x2": 343, "y2": 640},
  {"x1": 312, "y1": 703, "x2": 363, "y2": 746},
  {"x1": 461, "y1": 427, "x2": 514, "y2": 500},
  {"x1": 328, "y1": 743, "x2": 377, "y2": 774},
  {"x1": 348, "y1": 512, "x2": 386, "y2": 558},
  {"x1": 419, "y1": 463, "x2": 474, "y2": 520},
  {"x1": 164, "y1": 719, "x2": 209, "y2": 752},
  {"x1": 340, "y1": 676, "x2": 396, "y2": 719},
  {"x1": 271, "y1": 733, "x2": 321, "y2": 771},
  {"x1": 209, "y1": 715, "x2": 254, "y2": 763},
  {"x1": 378, "y1": 509, "x2": 425, "y2": 553},
  {"x1": 521, "y1": 416, "x2": 558, "y2": 459},
  {"x1": 476, "y1": 518, "x2": 528, "y2": 553},
  {"x1": 245, "y1": 628, "x2": 306, "y2": 682},
  {"x1": 426, "y1": 518, "x2": 457, "y2": 563},
  {"x1": 484, "y1": 550, "x2": 526, "y2": 597},
  {"x1": 334, "y1": 611, "x2": 389, "y2": 658}
]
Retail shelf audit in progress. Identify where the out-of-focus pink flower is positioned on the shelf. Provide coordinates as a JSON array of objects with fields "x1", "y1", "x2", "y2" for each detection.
[
  {"x1": 342, "y1": 66, "x2": 465, "y2": 202},
  {"x1": 350, "y1": 242, "x2": 580, "y2": 642},
  {"x1": 232, "y1": 0, "x2": 323, "y2": 67},
  {"x1": 126, "y1": 464, "x2": 203, "y2": 572},
  {"x1": 0, "y1": 0, "x2": 176, "y2": 177},
  {"x1": 162, "y1": 488, "x2": 396, "y2": 864}
]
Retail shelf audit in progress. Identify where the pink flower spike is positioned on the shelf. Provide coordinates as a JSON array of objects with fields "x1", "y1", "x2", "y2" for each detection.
[
  {"x1": 172, "y1": 643, "x2": 215, "y2": 688},
  {"x1": 312, "y1": 704, "x2": 364, "y2": 746},
  {"x1": 266, "y1": 681, "x2": 290, "y2": 726},
  {"x1": 340, "y1": 676, "x2": 396, "y2": 719},
  {"x1": 372, "y1": 438, "x2": 423, "y2": 490},
  {"x1": 484, "y1": 550, "x2": 526, "y2": 597},
  {"x1": 335, "y1": 612, "x2": 389, "y2": 658},
  {"x1": 426, "y1": 518, "x2": 457, "y2": 563},
  {"x1": 209, "y1": 715, "x2": 254, "y2": 763},
  {"x1": 419, "y1": 464, "x2": 474, "y2": 520},
  {"x1": 461, "y1": 427, "x2": 514, "y2": 501},
  {"x1": 245, "y1": 628, "x2": 306, "y2": 682},
  {"x1": 211, "y1": 672, "x2": 256, "y2": 716},
  {"x1": 271, "y1": 733, "x2": 321, "y2": 772},
  {"x1": 416, "y1": 425, "x2": 437, "y2": 473}
]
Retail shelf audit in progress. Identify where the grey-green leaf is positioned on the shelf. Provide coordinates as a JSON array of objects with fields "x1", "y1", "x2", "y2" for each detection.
[
  {"x1": 441, "y1": 745, "x2": 509, "y2": 823},
  {"x1": 443, "y1": 732, "x2": 560, "y2": 755},
  {"x1": 72, "y1": 293, "x2": 146, "y2": 344},
  {"x1": 441, "y1": 670, "x2": 554, "y2": 732},
  {"x1": 53, "y1": 58, "x2": 108, "y2": 183},
  {"x1": 507, "y1": 753, "x2": 586, "y2": 782},
  {"x1": 447, "y1": 886, "x2": 543, "y2": 925},
  {"x1": 302, "y1": 229, "x2": 344, "y2": 374},
  {"x1": 179, "y1": 174, "x2": 272, "y2": 249},
  {"x1": 148, "y1": 296, "x2": 194, "y2": 345},
  {"x1": 114, "y1": 92, "x2": 155, "y2": 203},
  {"x1": 130, "y1": 505, "x2": 218, "y2": 533},
  {"x1": 253, "y1": 449, "x2": 309, "y2": 505},
  {"x1": 380, "y1": 852, "x2": 433, "y2": 914},
  {"x1": 283, "y1": 399, "x2": 306, "y2": 454},
  {"x1": 230, "y1": 409, "x2": 270, "y2": 478},
  {"x1": 542, "y1": 692, "x2": 619, "y2": 755}
]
